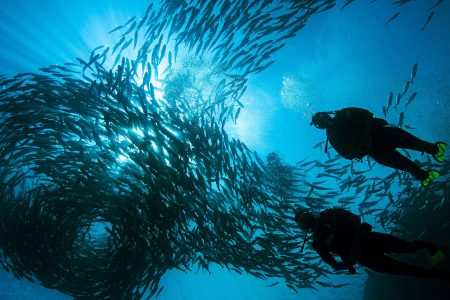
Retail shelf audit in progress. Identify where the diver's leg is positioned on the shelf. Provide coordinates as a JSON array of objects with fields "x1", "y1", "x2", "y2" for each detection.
[
  {"x1": 377, "y1": 125, "x2": 437, "y2": 154},
  {"x1": 368, "y1": 149, "x2": 428, "y2": 181},
  {"x1": 366, "y1": 232, "x2": 437, "y2": 254},
  {"x1": 359, "y1": 254, "x2": 450, "y2": 281}
]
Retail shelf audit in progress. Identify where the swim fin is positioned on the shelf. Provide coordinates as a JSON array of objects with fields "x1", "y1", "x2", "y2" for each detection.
[
  {"x1": 421, "y1": 169, "x2": 440, "y2": 188},
  {"x1": 429, "y1": 249, "x2": 445, "y2": 267},
  {"x1": 433, "y1": 141, "x2": 448, "y2": 163}
]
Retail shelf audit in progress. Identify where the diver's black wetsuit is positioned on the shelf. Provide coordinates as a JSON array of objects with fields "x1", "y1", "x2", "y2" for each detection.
[
  {"x1": 326, "y1": 107, "x2": 437, "y2": 181},
  {"x1": 312, "y1": 208, "x2": 449, "y2": 280},
  {"x1": 368, "y1": 125, "x2": 436, "y2": 181}
]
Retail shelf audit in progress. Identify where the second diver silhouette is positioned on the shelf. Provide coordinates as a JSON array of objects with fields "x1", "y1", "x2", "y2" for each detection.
[{"x1": 295, "y1": 208, "x2": 449, "y2": 281}]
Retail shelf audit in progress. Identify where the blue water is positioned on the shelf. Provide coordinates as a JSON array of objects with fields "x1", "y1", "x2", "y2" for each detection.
[{"x1": 1, "y1": 0, "x2": 449, "y2": 299}]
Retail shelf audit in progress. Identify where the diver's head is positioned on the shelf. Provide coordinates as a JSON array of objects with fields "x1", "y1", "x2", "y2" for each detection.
[
  {"x1": 295, "y1": 209, "x2": 317, "y2": 231},
  {"x1": 311, "y1": 112, "x2": 332, "y2": 129}
]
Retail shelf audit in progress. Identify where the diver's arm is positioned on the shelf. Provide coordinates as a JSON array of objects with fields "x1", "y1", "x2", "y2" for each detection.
[
  {"x1": 319, "y1": 250, "x2": 348, "y2": 271},
  {"x1": 323, "y1": 253, "x2": 356, "y2": 274},
  {"x1": 319, "y1": 248, "x2": 356, "y2": 273},
  {"x1": 342, "y1": 213, "x2": 363, "y2": 265},
  {"x1": 314, "y1": 244, "x2": 347, "y2": 271}
]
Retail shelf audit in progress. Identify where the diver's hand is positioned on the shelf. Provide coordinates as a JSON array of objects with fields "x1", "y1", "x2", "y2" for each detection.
[
  {"x1": 333, "y1": 262, "x2": 350, "y2": 271},
  {"x1": 348, "y1": 265, "x2": 356, "y2": 274}
]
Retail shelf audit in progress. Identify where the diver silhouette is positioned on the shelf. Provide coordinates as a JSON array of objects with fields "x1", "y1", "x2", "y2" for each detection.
[
  {"x1": 295, "y1": 208, "x2": 450, "y2": 281},
  {"x1": 311, "y1": 107, "x2": 447, "y2": 187}
]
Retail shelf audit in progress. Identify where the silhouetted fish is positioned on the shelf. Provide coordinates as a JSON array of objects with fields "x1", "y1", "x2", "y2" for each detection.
[
  {"x1": 385, "y1": 12, "x2": 400, "y2": 25},
  {"x1": 405, "y1": 92, "x2": 417, "y2": 107},
  {"x1": 410, "y1": 63, "x2": 418, "y2": 83},
  {"x1": 422, "y1": 11, "x2": 435, "y2": 31}
]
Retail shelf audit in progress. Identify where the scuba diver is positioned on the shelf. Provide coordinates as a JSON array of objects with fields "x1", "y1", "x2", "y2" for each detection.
[
  {"x1": 295, "y1": 208, "x2": 450, "y2": 280},
  {"x1": 310, "y1": 107, "x2": 447, "y2": 187}
]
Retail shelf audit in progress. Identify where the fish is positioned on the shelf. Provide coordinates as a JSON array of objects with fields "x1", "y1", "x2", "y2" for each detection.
[
  {"x1": 401, "y1": 80, "x2": 410, "y2": 97},
  {"x1": 333, "y1": 283, "x2": 350, "y2": 288},
  {"x1": 156, "y1": 286, "x2": 164, "y2": 298},
  {"x1": 313, "y1": 141, "x2": 324, "y2": 152},
  {"x1": 385, "y1": 12, "x2": 400, "y2": 25},
  {"x1": 410, "y1": 63, "x2": 418, "y2": 83},
  {"x1": 422, "y1": 11, "x2": 435, "y2": 31},
  {"x1": 317, "y1": 280, "x2": 334, "y2": 287},
  {"x1": 429, "y1": 0, "x2": 445, "y2": 10},
  {"x1": 121, "y1": 20, "x2": 137, "y2": 37},
  {"x1": 112, "y1": 36, "x2": 126, "y2": 54},
  {"x1": 387, "y1": 192, "x2": 397, "y2": 207},
  {"x1": 405, "y1": 92, "x2": 417, "y2": 107},
  {"x1": 265, "y1": 281, "x2": 280, "y2": 287},
  {"x1": 387, "y1": 91, "x2": 393, "y2": 111},
  {"x1": 397, "y1": 112, "x2": 405, "y2": 128},
  {"x1": 399, "y1": 149, "x2": 411, "y2": 158},
  {"x1": 109, "y1": 24, "x2": 124, "y2": 34},
  {"x1": 341, "y1": 0, "x2": 356, "y2": 10},
  {"x1": 394, "y1": 93, "x2": 402, "y2": 109},
  {"x1": 119, "y1": 38, "x2": 133, "y2": 53}
]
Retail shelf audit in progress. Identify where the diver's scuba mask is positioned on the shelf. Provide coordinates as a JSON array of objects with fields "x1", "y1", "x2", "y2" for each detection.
[{"x1": 295, "y1": 210, "x2": 315, "y2": 253}]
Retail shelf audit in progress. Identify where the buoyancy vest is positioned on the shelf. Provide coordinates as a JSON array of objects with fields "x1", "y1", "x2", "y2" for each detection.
[
  {"x1": 326, "y1": 107, "x2": 374, "y2": 160},
  {"x1": 312, "y1": 208, "x2": 372, "y2": 260}
]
